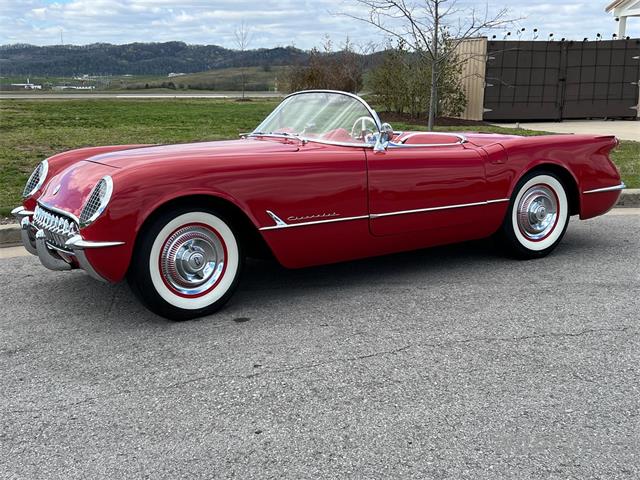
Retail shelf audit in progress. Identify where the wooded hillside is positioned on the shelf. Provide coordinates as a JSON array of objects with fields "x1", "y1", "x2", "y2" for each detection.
[{"x1": 0, "y1": 42, "x2": 309, "y2": 76}]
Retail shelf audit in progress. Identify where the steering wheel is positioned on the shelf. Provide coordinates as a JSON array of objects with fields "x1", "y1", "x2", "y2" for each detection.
[{"x1": 350, "y1": 116, "x2": 378, "y2": 141}]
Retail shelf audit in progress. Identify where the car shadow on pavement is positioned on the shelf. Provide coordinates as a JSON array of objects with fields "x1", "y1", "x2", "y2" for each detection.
[
  {"x1": 233, "y1": 238, "x2": 505, "y2": 299},
  {"x1": 21, "y1": 235, "x2": 565, "y2": 327}
]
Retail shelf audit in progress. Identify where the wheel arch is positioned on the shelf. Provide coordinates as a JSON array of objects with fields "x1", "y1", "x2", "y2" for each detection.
[
  {"x1": 516, "y1": 163, "x2": 580, "y2": 216},
  {"x1": 134, "y1": 194, "x2": 274, "y2": 261}
]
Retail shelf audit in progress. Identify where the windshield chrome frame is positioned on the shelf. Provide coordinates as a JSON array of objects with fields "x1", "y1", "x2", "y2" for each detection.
[{"x1": 249, "y1": 90, "x2": 382, "y2": 149}]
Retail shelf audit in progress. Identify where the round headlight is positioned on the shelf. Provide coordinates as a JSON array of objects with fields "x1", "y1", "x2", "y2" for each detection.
[
  {"x1": 22, "y1": 160, "x2": 49, "y2": 198},
  {"x1": 79, "y1": 176, "x2": 113, "y2": 227}
]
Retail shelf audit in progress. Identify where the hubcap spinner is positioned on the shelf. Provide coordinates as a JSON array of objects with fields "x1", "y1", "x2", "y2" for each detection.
[
  {"x1": 517, "y1": 185, "x2": 558, "y2": 241},
  {"x1": 160, "y1": 225, "x2": 225, "y2": 296}
]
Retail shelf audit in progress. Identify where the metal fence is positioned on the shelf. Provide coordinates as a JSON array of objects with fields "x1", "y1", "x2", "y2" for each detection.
[{"x1": 483, "y1": 39, "x2": 640, "y2": 121}]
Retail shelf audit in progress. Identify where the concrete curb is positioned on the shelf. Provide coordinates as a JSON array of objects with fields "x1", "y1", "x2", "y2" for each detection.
[
  {"x1": 0, "y1": 224, "x2": 21, "y2": 247},
  {"x1": 616, "y1": 189, "x2": 640, "y2": 207},
  {"x1": 1, "y1": 190, "x2": 639, "y2": 247}
]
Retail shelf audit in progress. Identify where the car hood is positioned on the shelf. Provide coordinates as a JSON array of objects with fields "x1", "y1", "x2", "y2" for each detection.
[
  {"x1": 38, "y1": 160, "x2": 116, "y2": 218},
  {"x1": 86, "y1": 138, "x2": 300, "y2": 169}
]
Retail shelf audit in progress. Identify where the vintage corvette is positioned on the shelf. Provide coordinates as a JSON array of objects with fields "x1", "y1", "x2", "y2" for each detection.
[{"x1": 13, "y1": 90, "x2": 625, "y2": 320}]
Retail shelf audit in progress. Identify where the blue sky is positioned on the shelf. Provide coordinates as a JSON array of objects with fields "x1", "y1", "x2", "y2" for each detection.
[{"x1": 0, "y1": 1, "x2": 637, "y2": 48}]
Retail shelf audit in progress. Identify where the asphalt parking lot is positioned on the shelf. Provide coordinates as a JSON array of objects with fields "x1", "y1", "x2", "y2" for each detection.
[{"x1": 1, "y1": 211, "x2": 638, "y2": 479}]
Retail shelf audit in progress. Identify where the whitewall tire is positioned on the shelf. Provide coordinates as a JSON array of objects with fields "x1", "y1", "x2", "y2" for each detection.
[
  {"x1": 128, "y1": 206, "x2": 243, "y2": 320},
  {"x1": 498, "y1": 172, "x2": 570, "y2": 259}
]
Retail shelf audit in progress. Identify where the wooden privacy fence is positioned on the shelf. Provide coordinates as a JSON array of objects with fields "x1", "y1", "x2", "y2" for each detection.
[{"x1": 454, "y1": 37, "x2": 487, "y2": 121}]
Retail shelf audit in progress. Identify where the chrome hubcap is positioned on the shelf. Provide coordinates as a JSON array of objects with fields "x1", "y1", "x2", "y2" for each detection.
[
  {"x1": 517, "y1": 185, "x2": 558, "y2": 240},
  {"x1": 160, "y1": 225, "x2": 225, "y2": 295}
]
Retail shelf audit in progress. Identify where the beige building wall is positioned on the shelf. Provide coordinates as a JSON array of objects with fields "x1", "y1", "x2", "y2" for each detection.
[{"x1": 455, "y1": 37, "x2": 488, "y2": 121}]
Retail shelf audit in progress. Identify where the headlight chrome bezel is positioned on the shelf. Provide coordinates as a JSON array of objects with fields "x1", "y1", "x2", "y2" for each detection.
[
  {"x1": 79, "y1": 176, "x2": 114, "y2": 228},
  {"x1": 22, "y1": 160, "x2": 49, "y2": 198}
]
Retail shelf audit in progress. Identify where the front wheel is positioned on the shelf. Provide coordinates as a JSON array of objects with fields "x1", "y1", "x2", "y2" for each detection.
[
  {"x1": 497, "y1": 172, "x2": 570, "y2": 259},
  {"x1": 128, "y1": 206, "x2": 243, "y2": 320}
]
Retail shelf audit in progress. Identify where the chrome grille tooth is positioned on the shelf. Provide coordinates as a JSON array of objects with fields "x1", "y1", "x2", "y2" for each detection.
[{"x1": 34, "y1": 205, "x2": 79, "y2": 250}]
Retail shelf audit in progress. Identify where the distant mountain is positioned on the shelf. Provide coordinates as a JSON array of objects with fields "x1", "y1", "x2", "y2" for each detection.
[{"x1": 0, "y1": 42, "x2": 309, "y2": 76}]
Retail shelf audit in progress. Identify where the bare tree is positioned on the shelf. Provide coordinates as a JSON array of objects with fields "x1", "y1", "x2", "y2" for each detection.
[
  {"x1": 344, "y1": 0, "x2": 514, "y2": 129},
  {"x1": 285, "y1": 36, "x2": 372, "y2": 94},
  {"x1": 341, "y1": 37, "x2": 378, "y2": 93},
  {"x1": 234, "y1": 21, "x2": 252, "y2": 100}
]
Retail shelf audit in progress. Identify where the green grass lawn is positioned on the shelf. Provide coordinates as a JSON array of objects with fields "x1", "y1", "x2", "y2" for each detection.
[
  {"x1": 0, "y1": 99, "x2": 276, "y2": 216},
  {"x1": 0, "y1": 99, "x2": 637, "y2": 217}
]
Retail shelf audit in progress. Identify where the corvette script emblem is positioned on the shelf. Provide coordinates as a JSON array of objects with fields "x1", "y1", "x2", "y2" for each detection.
[{"x1": 287, "y1": 212, "x2": 340, "y2": 221}]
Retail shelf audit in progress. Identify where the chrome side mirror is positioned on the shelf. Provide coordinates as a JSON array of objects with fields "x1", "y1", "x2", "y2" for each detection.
[{"x1": 373, "y1": 123, "x2": 394, "y2": 152}]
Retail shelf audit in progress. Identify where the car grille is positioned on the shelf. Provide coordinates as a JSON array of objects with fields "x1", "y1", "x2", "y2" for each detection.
[{"x1": 33, "y1": 205, "x2": 80, "y2": 250}]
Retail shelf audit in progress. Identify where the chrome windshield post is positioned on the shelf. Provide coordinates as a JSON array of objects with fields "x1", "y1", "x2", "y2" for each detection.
[
  {"x1": 373, "y1": 123, "x2": 394, "y2": 152},
  {"x1": 373, "y1": 134, "x2": 388, "y2": 152}
]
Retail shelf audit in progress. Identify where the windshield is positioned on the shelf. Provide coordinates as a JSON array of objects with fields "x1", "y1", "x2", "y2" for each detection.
[{"x1": 252, "y1": 91, "x2": 380, "y2": 145}]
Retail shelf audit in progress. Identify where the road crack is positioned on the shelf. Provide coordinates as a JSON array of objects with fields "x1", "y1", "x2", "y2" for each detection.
[
  {"x1": 3, "y1": 326, "x2": 633, "y2": 415},
  {"x1": 164, "y1": 325, "x2": 635, "y2": 384}
]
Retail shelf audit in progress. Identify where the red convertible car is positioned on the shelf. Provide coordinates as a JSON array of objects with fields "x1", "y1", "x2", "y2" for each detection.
[{"x1": 13, "y1": 90, "x2": 624, "y2": 320}]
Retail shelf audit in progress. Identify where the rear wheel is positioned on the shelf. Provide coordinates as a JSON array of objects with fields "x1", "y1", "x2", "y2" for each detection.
[
  {"x1": 128, "y1": 206, "x2": 243, "y2": 320},
  {"x1": 497, "y1": 172, "x2": 570, "y2": 259}
]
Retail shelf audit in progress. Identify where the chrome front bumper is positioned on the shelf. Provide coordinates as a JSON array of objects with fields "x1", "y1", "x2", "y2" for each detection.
[{"x1": 12, "y1": 205, "x2": 124, "y2": 283}]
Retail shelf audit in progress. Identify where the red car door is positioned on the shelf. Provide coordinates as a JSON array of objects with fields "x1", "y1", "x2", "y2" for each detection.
[{"x1": 366, "y1": 136, "x2": 491, "y2": 237}]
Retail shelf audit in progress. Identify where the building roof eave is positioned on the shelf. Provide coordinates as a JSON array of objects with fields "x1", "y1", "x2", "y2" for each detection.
[{"x1": 606, "y1": 0, "x2": 625, "y2": 12}]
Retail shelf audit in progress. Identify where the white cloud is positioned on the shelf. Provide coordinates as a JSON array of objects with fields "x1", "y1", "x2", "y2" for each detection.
[
  {"x1": 28, "y1": 7, "x2": 47, "y2": 19},
  {"x1": 0, "y1": 0, "x2": 637, "y2": 47}
]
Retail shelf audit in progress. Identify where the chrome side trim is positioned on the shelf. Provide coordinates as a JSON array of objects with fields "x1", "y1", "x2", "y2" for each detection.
[
  {"x1": 37, "y1": 201, "x2": 80, "y2": 224},
  {"x1": 582, "y1": 182, "x2": 626, "y2": 194},
  {"x1": 265, "y1": 210, "x2": 287, "y2": 227},
  {"x1": 370, "y1": 198, "x2": 510, "y2": 219},
  {"x1": 261, "y1": 198, "x2": 510, "y2": 230},
  {"x1": 65, "y1": 235, "x2": 125, "y2": 249},
  {"x1": 259, "y1": 214, "x2": 369, "y2": 231}
]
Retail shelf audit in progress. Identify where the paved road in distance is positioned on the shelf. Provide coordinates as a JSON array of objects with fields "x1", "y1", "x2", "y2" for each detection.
[
  {"x1": 1, "y1": 211, "x2": 638, "y2": 479},
  {"x1": 0, "y1": 91, "x2": 283, "y2": 100}
]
